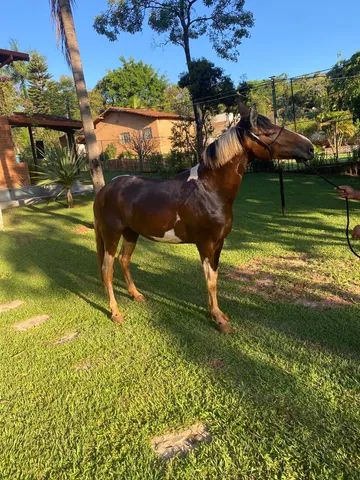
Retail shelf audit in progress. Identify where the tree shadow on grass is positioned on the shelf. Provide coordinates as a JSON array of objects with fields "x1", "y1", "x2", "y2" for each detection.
[{"x1": 1, "y1": 180, "x2": 359, "y2": 477}]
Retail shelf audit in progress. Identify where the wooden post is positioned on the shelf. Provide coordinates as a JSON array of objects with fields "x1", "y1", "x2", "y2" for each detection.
[
  {"x1": 28, "y1": 126, "x2": 37, "y2": 166},
  {"x1": 279, "y1": 165, "x2": 286, "y2": 216}
]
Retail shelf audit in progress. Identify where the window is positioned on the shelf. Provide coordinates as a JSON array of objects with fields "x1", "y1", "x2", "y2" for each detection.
[
  {"x1": 143, "y1": 127, "x2": 152, "y2": 140},
  {"x1": 120, "y1": 132, "x2": 131, "y2": 144}
]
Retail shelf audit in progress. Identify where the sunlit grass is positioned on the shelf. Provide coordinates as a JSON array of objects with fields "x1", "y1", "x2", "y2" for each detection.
[{"x1": 0, "y1": 173, "x2": 359, "y2": 479}]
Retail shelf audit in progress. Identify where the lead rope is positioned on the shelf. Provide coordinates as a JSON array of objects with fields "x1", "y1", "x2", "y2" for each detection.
[
  {"x1": 302, "y1": 159, "x2": 360, "y2": 259},
  {"x1": 244, "y1": 127, "x2": 360, "y2": 259}
]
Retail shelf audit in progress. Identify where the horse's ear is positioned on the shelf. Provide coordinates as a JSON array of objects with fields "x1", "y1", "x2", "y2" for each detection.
[
  {"x1": 236, "y1": 97, "x2": 250, "y2": 118},
  {"x1": 250, "y1": 105, "x2": 258, "y2": 128}
]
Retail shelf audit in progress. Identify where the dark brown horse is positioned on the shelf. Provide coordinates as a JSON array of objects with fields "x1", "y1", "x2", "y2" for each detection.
[{"x1": 94, "y1": 106, "x2": 314, "y2": 333}]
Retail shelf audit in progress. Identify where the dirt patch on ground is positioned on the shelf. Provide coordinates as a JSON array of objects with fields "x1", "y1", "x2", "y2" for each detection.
[
  {"x1": 0, "y1": 300, "x2": 24, "y2": 313},
  {"x1": 14, "y1": 314, "x2": 50, "y2": 331},
  {"x1": 74, "y1": 360, "x2": 93, "y2": 371},
  {"x1": 74, "y1": 225, "x2": 91, "y2": 235},
  {"x1": 54, "y1": 332, "x2": 79, "y2": 345},
  {"x1": 151, "y1": 423, "x2": 211, "y2": 460},
  {"x1": 207, "y1": 358, "x2": 225, "y2": 370},
  {"x1": 227, "y1": 254, "x2": 360, "y2": 308}
]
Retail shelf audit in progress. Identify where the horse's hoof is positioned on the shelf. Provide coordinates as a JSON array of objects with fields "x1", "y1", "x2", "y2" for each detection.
[
  {"x1": 111, "y1": 313, "x2": 124, "y2": 324},
  {"x1": 133, "y1": 293, "x2": 146, "y2": 302},
  {"x1": 217, "y1": 322, "x2": 235, "y2": 334}
]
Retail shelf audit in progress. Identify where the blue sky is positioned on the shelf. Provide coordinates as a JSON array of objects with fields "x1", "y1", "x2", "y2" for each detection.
[{"x1": 1, "y1": 0, "x2": 360, "y2": 88}]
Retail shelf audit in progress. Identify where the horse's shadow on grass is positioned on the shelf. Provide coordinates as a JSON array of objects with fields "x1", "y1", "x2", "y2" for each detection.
[{"x1": 2, "y1": 211, "x2": 359, "y2": 359}]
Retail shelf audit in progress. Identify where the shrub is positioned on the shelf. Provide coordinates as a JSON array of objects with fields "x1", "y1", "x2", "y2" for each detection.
[{"x1": 32, "y1": 146, "x2": 86, "y2": 208}]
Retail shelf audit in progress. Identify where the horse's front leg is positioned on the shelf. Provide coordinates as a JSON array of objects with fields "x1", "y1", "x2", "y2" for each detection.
[{"x1": 197, "y1": 240, "x2": 233, "y2": 333}]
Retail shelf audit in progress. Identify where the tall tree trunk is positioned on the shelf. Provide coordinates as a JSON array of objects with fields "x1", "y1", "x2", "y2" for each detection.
[
  {"x1": 183, "y1": 33, "x2": 204, "y2": 163},
  {"x1": 58, "y1": 0, "x2": 105, "y2": 194}
]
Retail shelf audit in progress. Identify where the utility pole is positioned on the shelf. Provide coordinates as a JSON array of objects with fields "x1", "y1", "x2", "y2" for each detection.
[
  {"x1": 270, "y1": 76, "x2": 278, "y2": 125},
  {"x1": 270, "y1": 76, "x2": 286, "y2": 216},
  {"x1": 335, "y1": 120, "x2": 339, "y2": 160},
  {"x1": 290, "y1": 78, "x2": 297, "y2": 131}
]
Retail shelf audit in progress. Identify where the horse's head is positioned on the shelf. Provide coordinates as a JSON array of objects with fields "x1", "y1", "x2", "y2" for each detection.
[{"x1": 237, "y1": 105, "x2": 314, "y2": 162}]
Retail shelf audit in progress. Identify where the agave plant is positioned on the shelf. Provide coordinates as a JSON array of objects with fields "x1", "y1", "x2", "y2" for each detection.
[{"x1": 34, "y1": 146, "x2": 86, "y2": 207}]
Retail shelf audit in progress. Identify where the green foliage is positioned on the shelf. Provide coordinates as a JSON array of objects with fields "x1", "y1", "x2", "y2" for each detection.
[
  {"x1": 88, "y1": 88, "x2": 105, "y2": 117},
  {"x1": 179, "y1": 58, "x2": 236, "y2": 114},
  {"x1": 94, "y1": 0, "x2": 254, "y2": 62},
  {"x1": 27, "y1": 52, "x2": 53, "y2": 114},
  {"x1": 49, "y1": 75, "x2": 80, "y2": 119},
  {"x1": 170, "y1": 120, "x2": 196, "y2": 158},
  {"x1": 328, "y1": 51, "x2": 360, "y2": 119},
  {"x1": 163, "y1": 85, "x2": 193, "y2": 116},
  {"x1": 100, "y1": 143, "x2": 117, "y2": 167},
  {"x1": 96, "y1": 57, "x2": 168, "y2": 108},
  {"x1": 33, "y1": 146, "x2": 86, "y2": 207},
  {"x1": 0, "y1": 79, "x2": 21, "y2": 115}
]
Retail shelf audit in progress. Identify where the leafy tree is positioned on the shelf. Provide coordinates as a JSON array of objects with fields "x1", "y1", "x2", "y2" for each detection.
[
  {"x1": 163, "y1": 85, "x2": 193, "y2": 117},
  {"x1": 179, "y1": 58, "x2": 235, "y2": 145},
  {"x1": 328, "y1": 51, "x2": 360, "y2": 119},
  {"x1": 179, "y1": 58, "x2": 236, "y2": 113},
  {"x1": 88, "y1": 88, "x2": 106, "y2": 117},
  {"x1": 96, "y1": 57, "x2": 168, "y2": 108},
  {"x1": 50, "y1": 0, "x2": 105, "y2": 193},
  {"x1": 0, "y1": 78, "x2": 22, "y2": 115},
  {"x1": 27, "y1": 52, "x2": 53, "y2": 114},
  {"x1": 94, "y1": 0, "x2": 254, "y2": 156},
  {"x1": 318, "y1": 110, "x2": 356, "y2": 155},
  {"x1": 4, "y1": 39, "x2": 30, "y2": 99},
  {"x1": 49, "y1": 75, "x2": 80, "y2": 119},
  {"x1": 170, "y1": 119, "x2": 196, "y2": 158},
  {"x1": 120, "y1": 130, "x2": 160, "y2": 170}
]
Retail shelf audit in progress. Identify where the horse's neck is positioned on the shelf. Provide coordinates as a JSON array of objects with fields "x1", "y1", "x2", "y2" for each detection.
[{"x1": 200, "y1": 154, "x2": 248, "y2": 204}]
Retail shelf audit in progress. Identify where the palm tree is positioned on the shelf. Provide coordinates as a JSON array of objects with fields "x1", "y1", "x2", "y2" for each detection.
[{"x1": 49, "y1": 0, "x2": 105, "y2": 194}]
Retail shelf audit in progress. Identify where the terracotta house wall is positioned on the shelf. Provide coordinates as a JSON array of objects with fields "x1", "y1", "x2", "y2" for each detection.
[
  {"x1": 0, "y1": 117, "x2": 30, "y2": 190},
  {"x1": 94, "y1": 112, "x2": 183, "y2": 156},
  {"x1": 155, "y1": 118, "x2": 177, "y2": 154}
]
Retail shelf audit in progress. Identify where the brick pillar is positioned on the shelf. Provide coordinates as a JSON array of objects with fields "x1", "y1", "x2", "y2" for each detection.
[{"x1": 0, "y1": 117, "x2": 30, "y2": 190}]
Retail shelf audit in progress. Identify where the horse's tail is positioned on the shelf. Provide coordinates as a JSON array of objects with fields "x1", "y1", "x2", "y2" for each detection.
[{"x1": 94, "y1": 218, "x2": 104, "y2": 285}]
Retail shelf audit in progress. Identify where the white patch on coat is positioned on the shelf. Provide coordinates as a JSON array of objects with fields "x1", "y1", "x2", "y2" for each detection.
[
  {"x1": 187, "y1": 164, "x2": 199, "y2": 181},
  {"x1": 150, "y1": 229, "x2": 182, "y2": 243}
]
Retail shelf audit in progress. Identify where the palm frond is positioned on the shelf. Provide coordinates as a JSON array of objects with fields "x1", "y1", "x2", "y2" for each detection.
[{"x1": 49, "y1": 0, "x2": 76, "y2": 66}]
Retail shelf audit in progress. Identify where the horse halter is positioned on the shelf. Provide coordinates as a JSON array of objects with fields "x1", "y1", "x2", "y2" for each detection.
[{"x1": 246, "y1": 124, "x2": 286, "y2": 160}]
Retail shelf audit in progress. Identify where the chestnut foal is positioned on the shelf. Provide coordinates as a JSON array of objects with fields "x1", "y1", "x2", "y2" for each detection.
[{"x1": 94, "y1": 107, "x2": 314, "y2": 332}]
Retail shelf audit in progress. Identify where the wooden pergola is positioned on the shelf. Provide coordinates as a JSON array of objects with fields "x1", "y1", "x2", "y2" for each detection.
[
  {"x1": 0, "y1": 48, "x2": 29, "y2": 68},
  {"x1": 7, "y1": 113, "x2": 83, "y2": 165}
]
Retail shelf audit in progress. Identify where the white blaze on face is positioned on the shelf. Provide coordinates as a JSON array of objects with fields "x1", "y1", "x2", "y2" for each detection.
[{"x1": 187, "y1": 164, "x2": 199, "y2": 181}]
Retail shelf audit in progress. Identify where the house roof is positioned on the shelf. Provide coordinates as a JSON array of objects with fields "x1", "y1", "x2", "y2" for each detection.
[
  {"x1": 0, "y1": 48, "x2": 29, "y2": 68},
  {"x1": 94, "y1": 107, "x2": 185, "y2": 125},
  {"x1": 6, "y1": 113, "x2": 82, "y2": 132}
]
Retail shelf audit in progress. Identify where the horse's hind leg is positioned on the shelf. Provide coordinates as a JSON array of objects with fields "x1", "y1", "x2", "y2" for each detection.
[
  {"x1": 119, "y1": 229, "x2": 145, "y2": 302},
  {"x1": 102, "y1": 231, "x2": 123, "y2": 323}
]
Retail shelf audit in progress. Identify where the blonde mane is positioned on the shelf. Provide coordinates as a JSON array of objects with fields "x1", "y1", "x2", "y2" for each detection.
[{"x1": 202, "y1": 127, "x2": 243, "y2": 169}]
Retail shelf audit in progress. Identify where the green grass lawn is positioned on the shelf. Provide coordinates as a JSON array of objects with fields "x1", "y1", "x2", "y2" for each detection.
[{"x1": 0, "y1": 173, "x2": 359, "y2": 479}]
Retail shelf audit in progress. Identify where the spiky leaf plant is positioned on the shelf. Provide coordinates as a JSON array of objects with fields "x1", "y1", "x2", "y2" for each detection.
[{"x1": 34, "y1": 146, "x2": 86, "y2": 207}]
